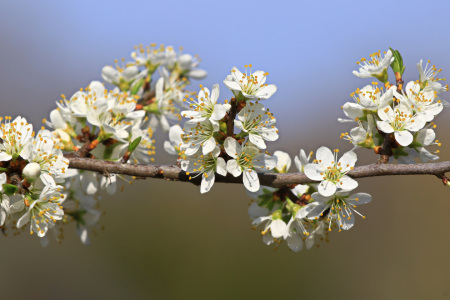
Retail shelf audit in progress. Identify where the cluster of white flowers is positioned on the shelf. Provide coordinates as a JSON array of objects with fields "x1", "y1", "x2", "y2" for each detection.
[
  {"x1": 247, "y1": 149, "x2": 371, "y2": 252},
  {"x1": 0, "y1": 44, "x2": 207, "y2": 244},
  {"x1": 0, "y1": 116, "x2": 68, "y2": 239},
  {"x1": 165, "y1": 65, "x2": 279, "y2": 193},
  {"x1": 340, "y1": 49, "x2": 448, "y2": 163},
  {"x1": 2, "y1": 45, "x2": 448, "y2": 254}
]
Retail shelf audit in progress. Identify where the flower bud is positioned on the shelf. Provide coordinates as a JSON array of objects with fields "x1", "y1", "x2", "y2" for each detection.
[
  {"x1": 274, "y1": 151, "x2": 291, "y2": 173},
  {"x1": 22, "y1": 163, "x2": 41, "y2": 182}
]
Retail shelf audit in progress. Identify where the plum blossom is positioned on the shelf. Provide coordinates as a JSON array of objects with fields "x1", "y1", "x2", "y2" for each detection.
[
  {"x1": 16, "y1": 185, "x2": 66, "y2": 237},
  {"x1": 224, "y1": 137, "x2": 276, "y2": 192},
  {"x1": 394, "y1": 81, "x2": 443, "y2": 122},
  {"x1": 181, "y1": 84, "x2": 227, "y2": 126},
  {"x1": 353, "y1": 49, "x2": 394, "y2": 82},
  {"x1": 376, "y1": 103, "x2": 426, "y2": 146},
  {"x1": 181, "y1": 146, "x2": 227, "y2": 194},
  {"x1": 223, "y1": 66, "x2": 277, "y2": 100},
  {"x1": 234, "y1": 102, "x2": 278, "y2": 149},
  {"x1": 0, "y1": 116, "x2": 33, "y2": 162},
  {"x1": 308, "y1": 191, "x2": 372, "y2": 231},
  {"x1": 181, "y1": 120, "x2": 218, "y2": 156},
  {"x1": 304, "y1": 147, "x2": 358, "y2": 197}
]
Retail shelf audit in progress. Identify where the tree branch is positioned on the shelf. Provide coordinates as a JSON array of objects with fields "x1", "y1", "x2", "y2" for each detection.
[{"x1": 67, "y1": 156, "x2": 450, "y2": 188}]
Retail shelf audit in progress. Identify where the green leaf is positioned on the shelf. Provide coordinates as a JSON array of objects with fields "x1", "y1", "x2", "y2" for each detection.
[
  {"x1": 389, "y1": 47, "x2": 405, "y2": 75},
  {"x1": 2, "y1": 184, "x2": 18, "y2": 196},
  {"x1": 128, "y1": 137, "x2": 142, "y2": 153}
]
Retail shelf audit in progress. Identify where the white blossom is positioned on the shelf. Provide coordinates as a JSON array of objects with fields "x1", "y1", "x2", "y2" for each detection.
[
  {"x1": 376, "y1": 103, "x2": 426, "y2": 146},
  {"x1": 223, "y1": 66, "x2": 277, "y2": 100},
  {"x1": 417, "y1": 59, "x2": 448, "y2": 95},
  {"x1": 340, "y1": 84, "x2": 395, "y2": 121},
  {"x1": 0, "y1": 116, "x2": 33, "y2": 162},
  {"x1": 181, "y1": 120, "x2": 218, "y2": 156},
  {"x1": 181, "y1": 146, "x2": 227, "y2": 194},
  {"x1": 102, "y1": 62, "x2": 146, "y2": 91},
  {"x1": 16, "y1": 185, "x2": 66, "y2": 237},
  {"x1": 304, "y1": 147, "x2": 358, "y2": 197},
  {"x1": 224, "y1": 137, "x2": 276, "y2": 192},
  {"x1": 394, "y1": 81, "x2": 443, "y2": 122},
  {"x1": 28, "y1": 129, "x2": 69, "y2": 185},
  {"x1": 181, "y1": 84, "x2": 227, "y2": 126},
  {"x1": 353, "y1": 49, "x2": 394, "y2": 82},
  {"x1": 308, "y1": 191, "x2": 372, "y2": 231},
  {"x1": 234, "y1": 102, "x2": 278, "y2": 149}
]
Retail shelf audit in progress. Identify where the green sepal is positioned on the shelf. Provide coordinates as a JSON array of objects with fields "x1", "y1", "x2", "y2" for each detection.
[
  {"x1": 372, "y1": 68, "x2": 389, "y2": 84},
  {"x1": 130, "y1": 78, "x2": 145, "y2": 95},
  {"x1": 389, "y1": 47, "x2": 405, "y2": 75},
  {"x1": 219, "y1": 121, "x2": 227, "y2": 135},
  {"x1": 143, "y1": 103, "x2": 160, "y2": 114},
  {"x1": 2, "y1": 184, "x2": 18, "y2": 196},
  {"x1": 12, "y1": 153, "x2": 20, "y2": 162},
  {"x1": 271, "y1": 209, "x2": 282, "y2": 220}
]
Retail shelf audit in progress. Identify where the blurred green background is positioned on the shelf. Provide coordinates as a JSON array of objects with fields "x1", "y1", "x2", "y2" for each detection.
[{"x1": 1, "y1": 0, "x2": 450, "y2": 299}]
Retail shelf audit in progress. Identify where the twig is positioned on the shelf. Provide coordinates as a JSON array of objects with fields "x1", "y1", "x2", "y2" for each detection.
[{"x1": 67, "y1": 156, "x2": 450, "y2": 188}]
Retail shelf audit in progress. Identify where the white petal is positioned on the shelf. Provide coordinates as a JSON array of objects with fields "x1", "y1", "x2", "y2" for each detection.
[
  {"x1": 210, "y1": 104, "x2": 227, "y2": 121},
  {"x1": 17, "y1": 211, "x2": 30, "y2": 228},
  {"x1": 287, "y1": 234, "x2": 303, "y2": 252},
  {"x1": 270, "y1": 219, "x2": 286, "y2": 238},
  {"x1": 303, "y1": 164, "x2": 324, "y2": 181},
  {"x1": 376, "y1": 120, "x2": 394, "y2": 133},
  {"x1": 49, "y1": 109, "x2": 67, "y2": 129},
  {"x1": 249, "y1": 134, "x2": 266, "y2": 149},
  {"x1": 347, "y1": 193, "x2": 372, "y2": 205},
  {"x1": 224, "y1": 137, "x2": 240, "y2": 158},
  {"x1": 318, "y1": 180, "x2": 337, "y2": 197},
  {"x1": 416, "y1": 129, "x2": 435, "y2": 146},
  {"x1": 164, "y1": 141, "x2": 178, "y2": 155},
  {"x1": 226, "y1": 159, "x2": 242, "y2": 177},
  {"x1": 274, "y1": 151, "x2": 291, "y2": 172},
  {"x1": 202, "y1": 137, "x2": 216, "y2": 155},
  {"x1": 255, "y1": 84, "x2": 277, "y2": 100},
  {"x1": 0, "y1": 152, "x2": 12, "y2": 161},
  {"x1": 188, "y1": 69, "x2": 207, "y2": 80},
  {"x1": 216, "y1": 157, "x2": 227, "y2": 177},
  {"x1": 248, "y1": 202, "x2": 270, "y2": 218},
  {"x1": 338, "y1": 151, "x2": 357, "y2": 170},
  {"x1": 342, "y1": 102, "x2": 363, "y2": 119},
  {"x1": 338, "y1": 175, "x2": 358, "y2": 191},
  {"x1": 395, "y1": 131, "x2": 413, "y2": 146},
  {"x1": 338, "y1": 209, "x2": 355, "y2": 230},
  {"x1": 210, "y1": 84, "x2": 220, "y2": 104},
  {"x1": 243, "y1": 169, "x2": 260, "y2": 192},
  {"x1": 200, "y1": 172, "x2": 215, "y2": 194},
  {"x1": 316, "y1": 147, "x2": 334, "y2": 166}
]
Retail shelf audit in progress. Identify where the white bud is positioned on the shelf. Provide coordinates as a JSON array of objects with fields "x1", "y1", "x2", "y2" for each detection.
[
  {"x1": 274, "y1": 151, "x2": 291, "y2": 173},
  {"x1": 22, "y1": 163, "x2": 41, "y2": 182}
]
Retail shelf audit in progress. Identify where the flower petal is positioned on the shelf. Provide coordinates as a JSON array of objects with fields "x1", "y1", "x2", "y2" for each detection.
[
  {"x1": 395, "y1": 130, "x2": 413, "y2": 146},
  {"x1": 338, "y1": 175, "x2": 358, "y2": 191},
  {"x1": 303, "y1": 164, "x2": 324, "y2": 181},
  {"x1": 243, "y1": 169, "x2": 260, "y2": 192},
  {"x1": 318, "y1": 180, "x2": 337, "y2": 197}
]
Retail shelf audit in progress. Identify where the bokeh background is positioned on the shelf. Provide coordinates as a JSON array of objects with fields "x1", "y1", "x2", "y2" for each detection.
[{"x1": 1, "y1": 0, "x2": 450, "y2": 299}]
